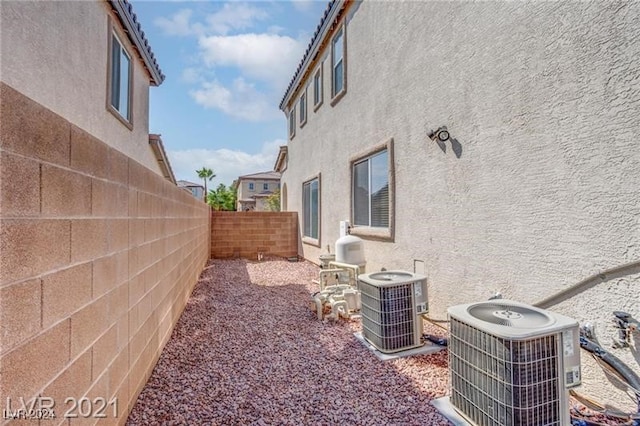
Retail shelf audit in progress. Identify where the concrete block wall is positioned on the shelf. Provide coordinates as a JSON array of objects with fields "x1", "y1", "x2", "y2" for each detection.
[
  {"x1": 0, "y1": 82, "x2": 210, "y2": 425},
  {"x1": 211, "y1": 211, "x2": 297, "y2": 259}
]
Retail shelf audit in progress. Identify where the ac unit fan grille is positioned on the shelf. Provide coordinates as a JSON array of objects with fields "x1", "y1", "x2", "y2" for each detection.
[
  {"x1": 449, "y1": 318, "x2": 561, "y2": 426},
  {"x1": 360, "y1": 281, "x2": 418, "y2": 353}
]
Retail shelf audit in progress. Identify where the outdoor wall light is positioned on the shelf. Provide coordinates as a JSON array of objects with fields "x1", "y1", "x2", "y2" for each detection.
[{"x1": 428, "y1": 126, "x2": 450, "y2": 142}]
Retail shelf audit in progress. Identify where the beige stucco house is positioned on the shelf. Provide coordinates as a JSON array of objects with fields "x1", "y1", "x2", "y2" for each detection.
[
  {"x1": 1, "y1": 0, "x2": 165, "y2": 173},
  {"x1": 279, "y1": 0, "x2": 640, "y2": 408},
  {"x1": 234, "y1": 171, "x2": 281, "y2": 211},
  {"x1": 177, "y1": 180, "x2": 205, "y2": 201}
]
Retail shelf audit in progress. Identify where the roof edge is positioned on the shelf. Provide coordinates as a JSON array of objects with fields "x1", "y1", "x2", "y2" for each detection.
[
  {"x1": 108, "y1": 0, "x2": 165, "y2": 86},
  {"x1": 279, "y1": 0, "x2": 344, "y2": 111},
  {"x1": 274, "y1": 146, "x2": 288, "y2": 173},
  {"x1": 149, "y1": 134, "x2": 176, "y2": 184},
  {"x1": 238, "y1": 171, "x2": 282, "y2": 179}
]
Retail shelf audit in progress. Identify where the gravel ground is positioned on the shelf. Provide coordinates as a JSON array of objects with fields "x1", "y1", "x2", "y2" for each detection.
[{"x1": 127, "y1": 258, "x2": 451, "y2": 425}]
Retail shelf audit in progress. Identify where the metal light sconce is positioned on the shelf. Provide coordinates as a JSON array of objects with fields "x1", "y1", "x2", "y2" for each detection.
[{"x1": 428, "y1": 126, "x2": 450, "y2": 142}]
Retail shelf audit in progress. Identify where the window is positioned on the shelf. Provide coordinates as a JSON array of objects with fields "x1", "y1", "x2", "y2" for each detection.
[
  {"x1": 249, "y1": 183, "x2": 254, "y2": 191},
  {"x1": 263, "y1": 183, "x2": 269, "y2": 191},
  {"x1": 108, "y1": 31, "x2": 132, "y2": 123},
  {"x1": 303, "y1": 177, "x2": 320, "y2": 242},
  {"x1": 288, "y1": 108, "x2": 296, "y2": 139},
  {"x1": 351, "y1": 140, "x2": 394, "y2": 239},
  {"x1": 299, "y1": 92, "x2": 307, "y2": 126},
  {"x1": 331, "y1": 26, "x2": 346, "y2": 102},
  {"x1": 313, "y1": 66, "x2": 323, "y2": 110}
]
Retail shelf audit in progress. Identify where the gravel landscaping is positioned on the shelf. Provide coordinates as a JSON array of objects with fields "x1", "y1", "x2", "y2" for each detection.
[{"x1": 126, "y1": 258, "x2": 451, "y2": 425}]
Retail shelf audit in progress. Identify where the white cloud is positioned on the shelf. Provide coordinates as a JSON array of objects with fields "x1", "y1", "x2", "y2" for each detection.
[
  {"x1": 156, "y1": 2, "x2": 306, "y2": 122},
  {"x1": 190, "y1": 78, "x2": 280, "y2": 121},
  {"x1": 154, "y1": 9, "x2": 202, "y2": 36},
  {"x1": 155, "y1": 3, "x2": 267, "y2": 37},
  {"x1": 198, "y1": 33, "x2": 304, "y2": 90},
  {"x1": 168, "y1": 139, "x2": 285, "y2": 187},
  {"x1": 205, "y1": 3, "x2": 268, "y2": 35}
]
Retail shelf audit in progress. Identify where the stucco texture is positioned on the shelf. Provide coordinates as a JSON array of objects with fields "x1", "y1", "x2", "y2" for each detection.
[
  {"x1": 282, "y1": 1, "x2": 640, "y2": 410},
  {"x1": 0, "y1": 0, "x2": 161, "y2": 174}
]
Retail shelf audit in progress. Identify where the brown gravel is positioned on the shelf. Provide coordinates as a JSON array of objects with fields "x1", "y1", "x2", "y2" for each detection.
[{"x1": 126, "y1": 258, "x2": 451, "y2": 425}]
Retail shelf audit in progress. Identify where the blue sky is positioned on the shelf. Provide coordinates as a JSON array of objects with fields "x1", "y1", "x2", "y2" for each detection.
[{"x1": 131, "y1": 0, "x2": 328, "y2": 187}]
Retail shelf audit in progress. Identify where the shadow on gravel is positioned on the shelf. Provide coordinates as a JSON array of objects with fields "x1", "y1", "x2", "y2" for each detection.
[{"x1": 127, "y1": 258, "x2": 451, "y2": 426}]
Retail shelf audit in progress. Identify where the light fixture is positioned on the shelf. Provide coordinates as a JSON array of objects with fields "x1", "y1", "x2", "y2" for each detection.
[{"x1": 428, "y1": 126, "x2": 450, "y2": 142}]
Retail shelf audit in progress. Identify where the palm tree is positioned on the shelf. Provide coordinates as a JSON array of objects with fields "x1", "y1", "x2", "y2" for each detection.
[{"x1": 196, "y1": 167, "x2": 215, "y2": 200}]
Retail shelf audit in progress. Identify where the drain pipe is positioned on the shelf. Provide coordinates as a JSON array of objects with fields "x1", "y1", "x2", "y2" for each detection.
[
  {"x1": 579, "y1": 336, "x2": 640, "y2": 414},
  {"x1": 534, "y1": 259, "x2": 640, "y2": 310}
]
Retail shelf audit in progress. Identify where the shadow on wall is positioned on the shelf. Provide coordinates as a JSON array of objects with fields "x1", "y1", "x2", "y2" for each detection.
[{"x1": 436, "y1": 137, "x2": 463, "y2": 159}]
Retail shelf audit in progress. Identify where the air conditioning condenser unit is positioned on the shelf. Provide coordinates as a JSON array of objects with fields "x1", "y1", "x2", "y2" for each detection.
[
  {"x1": 448, "y1": 299, "x2": 581, "y2": 426},
  {"x1": 358, "y1": 271, "x2": 428, "y2": 353}
]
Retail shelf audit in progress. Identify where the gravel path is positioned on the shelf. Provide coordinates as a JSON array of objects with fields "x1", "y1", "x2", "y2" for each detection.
[{"x1": 127, "y1": 258, "x2": 451, "y2": 425}]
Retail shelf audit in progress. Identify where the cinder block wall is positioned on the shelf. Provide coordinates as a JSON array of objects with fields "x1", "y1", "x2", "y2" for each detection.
[
  {"x1": 211, "y1": 211, "x2": 297, "y2": 259},
  {"x1": 0, "y1": 83, "x2": 210, "y2": 425}
]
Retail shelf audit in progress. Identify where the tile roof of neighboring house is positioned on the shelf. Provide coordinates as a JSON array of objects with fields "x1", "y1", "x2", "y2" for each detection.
[
  {"x1": 149, "y1": 134, "x2": 176, "y2": 184},
  {"x1": 108, "y1": 0, "x2": 165, "y2": 85},
  {"x1": 279, "y1": 0, "x2": 342, "y2": 111},
  {"x1": 238, "y1": 171, "x2": 282, "y2": 180},
  {"x1": 177, "y1": 180, "x2": 204, "y2": 188}
]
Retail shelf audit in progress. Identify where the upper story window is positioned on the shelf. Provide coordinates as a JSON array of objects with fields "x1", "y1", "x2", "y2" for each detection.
[
  {"x1": 263, "y1": 183, "x2": 269, "y2": 191},
  {"x1": 313, "y1": 65, "x2": 323, "y2": 110},
  {"x1": 350, "y1": 138, "x2": 394, "y2": 241},
  {"x1": 331, "y1": 26, "x2": 346, "y2": 103},
  {"x1": 299, "y1": 91, "x2": 307, "y2": 127},
  {"x1": 108, "y1": 31, "x2": 132, "y2": 125},
  {"x1": 303, "y1": 177, "x2": 320, "y2": 243},
  {"x1": 249, "y1": 182, "x2": 254, "y2": 191},
  {"x1": 288, "y1": 108, "x2": 296, "y2": 139}
]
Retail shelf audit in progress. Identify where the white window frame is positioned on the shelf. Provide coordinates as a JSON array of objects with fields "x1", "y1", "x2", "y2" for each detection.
[
  {"x1": 350, "y1": 138, "x2": 394, "y2": 241},
  {"x1": 107, "y1": 22, "x2": 133, "y2": 128},
  {"x1": 302, "y1": 174, "x2": 321, "y2": 246},
  {"x1": 330, "y1": 24, "x2": 346, "y2": 105},
  {"x1": 263, "y1": 183, "x2": 269, "y2": 191},
  {"x1": 313, "y1": 64, "x2": 323, "y2": 111},
  {"x1": 249, "y1": 182, "x2": 254, "y2": 191}
]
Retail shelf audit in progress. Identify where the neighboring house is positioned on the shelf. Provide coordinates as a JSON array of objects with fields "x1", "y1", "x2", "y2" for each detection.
[
  {"x1": 1, "y1": 0, "x2": 165, "y2": 174},
  {"x1": 177, "y1": 180, "x2": 205, "y2": 201},
  {"x1": 279, "y1": 1, "x2": 640, "y2": 406},
  {"x1": 234, "y1": 171, "x2": 281, "y2": 211}
]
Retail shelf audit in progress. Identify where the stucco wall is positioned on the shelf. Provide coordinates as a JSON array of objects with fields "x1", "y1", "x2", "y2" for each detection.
[
  {"x1": 282, "y1": 1, "x2": 640, "y2": 410},
  {"x1": 0, "y1": 0, "x2": 161, "y2": 174},
  {"x1": 0, "y1": 83, "x2": 210, "y2": 425}
]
